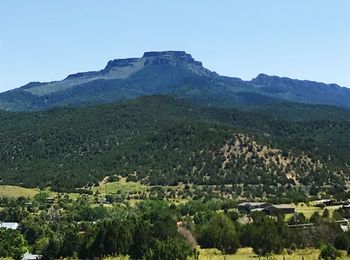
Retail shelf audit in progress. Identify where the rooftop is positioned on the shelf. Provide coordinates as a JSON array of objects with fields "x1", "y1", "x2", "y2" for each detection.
[
  {"x1": 271, "y1": 204, "x2": 295, "y2": 209},
  {"x1": 238, "y1": 202, "x2": 269, "y2": 206},
  {"x1": 0, "y1": 222, "x2": 19, "y2": 229}
]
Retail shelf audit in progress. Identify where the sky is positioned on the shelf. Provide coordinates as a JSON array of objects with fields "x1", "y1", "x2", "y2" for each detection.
[{"x1": 0, "y1": 0, "x2": 349, "y2": 92}]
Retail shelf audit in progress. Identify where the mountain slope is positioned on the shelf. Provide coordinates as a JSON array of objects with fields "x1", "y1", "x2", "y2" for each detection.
[
  {"x1": 0, "y1": 96, "x2": 349, "y2": 197},
  {"x1": 251, "y1": 73, "x2": 350, "y2": 108},
  {"x1": 1, "y1": 51, "x2": 349, "y2": 111}
]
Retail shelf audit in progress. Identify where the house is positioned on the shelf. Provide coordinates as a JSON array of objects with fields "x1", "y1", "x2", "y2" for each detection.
[
  {"x1": 238, "y1": 202, "x2": 271, "y2": 213},
  {"x1": 335, "y1": 219, "x2": 349, "y2": 232},
  {"x1": 340, "y1": 225, "x2": 349, "y2": 232},
  {"x1": 0, "y1": 222, "x2": 19, "y2": 230},
  {"x1": 22, "y1": 253, "x2": 42, "y2": 260},
  {"x1": 314, "y1": 199, "x2": 333, "y2": 207},
  {"x1": 265, "y1": 204, "x2": 295, "y2": 215},
  {"x1": 46, "y1": 197, "x2": 56, "y2": 204},
  {"x1": 288, "y1": 223, "x2": 315, "y2": 229}
]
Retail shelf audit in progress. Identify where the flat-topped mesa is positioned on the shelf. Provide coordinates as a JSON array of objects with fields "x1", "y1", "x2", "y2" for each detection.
[
  {"x1": 142, "y1": 51, "x2": 203, "y2": 66},
  {"x1": 143, "y1": 51, "x2": 189, "y2": 58},
  {"x1": 66, "y1": 51, "x2": 203, "y2": 80}
]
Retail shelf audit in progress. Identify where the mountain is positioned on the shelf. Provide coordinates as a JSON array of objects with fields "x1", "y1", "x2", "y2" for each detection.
[
  {"x1": 0, "y1": 95, "x2": 349, "y2": 198},
  {"x1": 0, "y1": 51, "x2": 349, "y2": 111},
  {"x1": 251, "y1": 73, "x2": 350, "y2": 108}
]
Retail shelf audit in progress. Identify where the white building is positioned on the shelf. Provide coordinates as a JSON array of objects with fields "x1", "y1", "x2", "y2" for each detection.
[
  {"x1": 0, "y1": 222, "x2": 19, "y2": 229},
  {"x1": 23, "y1": 253, "x2": 42, "y2": 260}
]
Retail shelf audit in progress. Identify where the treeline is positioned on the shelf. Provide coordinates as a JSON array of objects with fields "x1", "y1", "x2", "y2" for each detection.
[
  {"x1": 0, "y1": 196, "x2": 195, "y2": 260},
  {"x1": 1, "y1": 195, "x2": 350, "y2": 259}
]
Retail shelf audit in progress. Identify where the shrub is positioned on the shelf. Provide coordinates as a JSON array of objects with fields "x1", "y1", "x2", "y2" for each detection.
[{"x1": 319, "y1": 244, "x2": 340, "y2": 260}]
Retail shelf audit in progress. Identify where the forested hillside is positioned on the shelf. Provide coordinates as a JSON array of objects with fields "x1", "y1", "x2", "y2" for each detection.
[{"x1": 1, "y1": 95, "x2": 349, "y2": 198}]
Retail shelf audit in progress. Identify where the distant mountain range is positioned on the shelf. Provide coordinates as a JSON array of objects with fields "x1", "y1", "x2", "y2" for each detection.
[{"x1": 1, "y1": 51, "x2": 349, "y2": 111}]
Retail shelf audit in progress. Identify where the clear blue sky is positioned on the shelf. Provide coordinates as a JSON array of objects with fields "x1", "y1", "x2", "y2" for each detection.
[{"x1": 0, "y1": 0, "x2": 349, "y2": 92}]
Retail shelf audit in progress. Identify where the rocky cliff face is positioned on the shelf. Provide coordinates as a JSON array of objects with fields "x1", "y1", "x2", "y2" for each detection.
[
  {"x1": 143, "y1": 51, "x2": 203, "y2": 66},
  {"x1": 104, "y1": 58, "x2": 140, "y2": 71}
]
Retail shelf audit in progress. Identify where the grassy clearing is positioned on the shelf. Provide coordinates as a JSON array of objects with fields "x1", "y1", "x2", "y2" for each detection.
[
  {"x1": 294, "y1": 203, "x2": 340, "y2": 219},
  {"x1": 0, "y1": 185, "x2": 38, "y2": 198},
  {"x1": 197, "y1": 247, "x2": 349, "y2": 260},
  {"x1": 0, "y1": 185, "x2": 87, "y2": 201},
  {"x1": 92, "y1": 177, "x2": 147, "y2": 196},
  {"x1": 295, "y1": 203, "x2": 323, "y2": 219}
]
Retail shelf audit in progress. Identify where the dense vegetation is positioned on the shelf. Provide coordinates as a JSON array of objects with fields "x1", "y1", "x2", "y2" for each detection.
[
  {"x1": 1, "y1": 195, "x2": 350, "y2": 259},
  {"x1": 0, "y1": 95, "x2": 349, "y2": 200}
]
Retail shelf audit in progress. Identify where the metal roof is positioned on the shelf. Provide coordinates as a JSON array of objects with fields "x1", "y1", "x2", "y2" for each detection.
[{"x1": 0, "y1": 222, "x2": 19, "y2": 229}]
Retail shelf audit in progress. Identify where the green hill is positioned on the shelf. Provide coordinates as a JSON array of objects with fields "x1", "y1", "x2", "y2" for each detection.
[{"x1": 0, "y1": 95, "x2": 349, "y2": 198}]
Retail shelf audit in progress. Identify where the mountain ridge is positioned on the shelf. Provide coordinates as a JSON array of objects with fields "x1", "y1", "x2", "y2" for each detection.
[{"x1": 0, "y1": 51, "x2": 349, "y2": 111}]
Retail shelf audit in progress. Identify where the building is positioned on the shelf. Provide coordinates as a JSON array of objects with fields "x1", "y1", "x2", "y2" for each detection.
[
  {"x1": 238, "y1": 202, "x2": 271, "y2": 213},
  {"x1": 46, "y1": 197, "x2": 56, "y2": 204},
  {"x1": 265, "y1": 204, "x2": 295, "y2": 215},
  {"x1": 340, "y1": 224, "x2": 349, "y2": 232},
  {"x1": 343, "y1": 204, "x2": 350, "y2": 209},
  {"x1": 0, "y1": 222, "x2": 19, "y2": 229},
  {"x1": 23, "y1": 253, "x2": 42, "y2": 260},
  {"x1": 314, "y1": 199, "x2": 333, "y2": 207}
]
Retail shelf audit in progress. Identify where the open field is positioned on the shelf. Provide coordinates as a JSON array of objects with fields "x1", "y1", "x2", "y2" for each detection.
[
  {"x1": 101, "y1": 248, "x2": 350, "y2": 260},
  {"x1": 197, "y1": 247, "x2": 350, "y2": 260},
  {"x1": 0, "y1": 185, "x2": 38, "y2": 198},
  {"x1": 0, "y1": 185, "x2": 86, "y2": 200},
  {"x1": 294, "y1": 203, "x2": 340, "y2": 219},
  {"x1": 92, "y1": 177, "x2": 147, "y2": 196}
]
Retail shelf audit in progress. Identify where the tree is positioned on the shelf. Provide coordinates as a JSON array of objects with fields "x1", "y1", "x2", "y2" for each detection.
[
  {"x1": 128, "y1": 218, "x2": 152, "y2": 260},
  {"x1": 309, "y1": 211, "x2": 322, "y2": 224},
  {"x1": 319, "y1": 244, "x2": 340, "y2": 260},
  {"x1": 89, "y1": 219, "x2": 133, "y2": 257},
  {"x1": 0, "y1": 229, "x2": 28, "y2": 260},
  {"x1": 145, "y1": 237, "x2": 194, "y2": 260},
  {"x1": 197, "y1": 213, "x2": 239, "y2": 254},
  {"x1": 322, "y1": 209, "x2": 330, "y2": 220},
  {"x1": 251, "y1": 217, "x2": 285, "y2": 256},
  {"x1": 288, "y1": 212, "x2": 307, "y2": 225},
  {"x1": 334, "y1": 233, "x2": 349, "y2": 251}
]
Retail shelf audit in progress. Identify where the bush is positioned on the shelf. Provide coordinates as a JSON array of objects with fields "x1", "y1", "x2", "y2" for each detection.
[
  {"x1": 319, "y1": 244, "x2": 340, "y2": 260},
  {"x1": 334, "y1": 233, "x2": 349, "y2": 251},
  {"x1": 145, "y1": 237, "x2": 194, "y2": 260}
]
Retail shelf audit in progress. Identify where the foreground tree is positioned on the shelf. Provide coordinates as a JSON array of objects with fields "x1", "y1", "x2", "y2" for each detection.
[
  {"x1": 197, "y1": 213, "x2": 239, "y2": 254},
  {"x1": 0, "y1": 229, "x2": 28, "y2": 260},
  {"x1": 250, "y1": 215, "x2": 285, "y2": 256},
  {"x1": 319, "y1": 244, "x2": 340, "y2": 260},
  {"x1": 145, "y1": 237, "x2": 194, "y2": 260}
]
